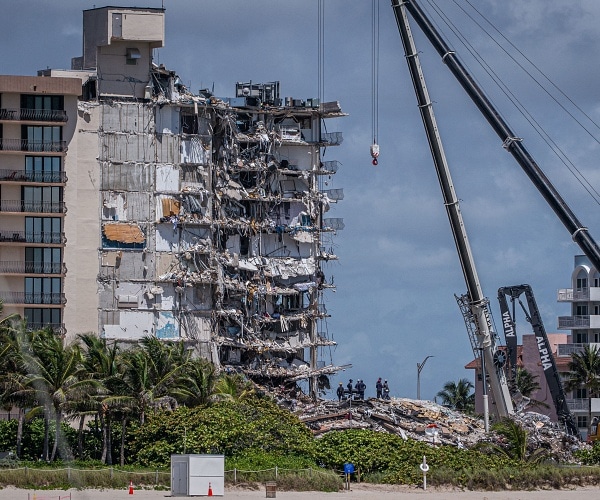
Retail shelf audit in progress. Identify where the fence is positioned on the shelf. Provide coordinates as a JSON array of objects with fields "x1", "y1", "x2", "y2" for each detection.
[{"x1": 0, "y1": 464, "x2": 340, "y2": 490}]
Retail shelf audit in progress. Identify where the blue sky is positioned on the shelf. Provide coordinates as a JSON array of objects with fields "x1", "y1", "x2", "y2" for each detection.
[{"x1": 3, "y1": 0, "x2": 600, "y2": 402}]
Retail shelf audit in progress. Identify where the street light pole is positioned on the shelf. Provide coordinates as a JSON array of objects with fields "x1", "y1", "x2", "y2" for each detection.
[{"x1": 417, "y1": 355, "x2": 434, "y2": 400}]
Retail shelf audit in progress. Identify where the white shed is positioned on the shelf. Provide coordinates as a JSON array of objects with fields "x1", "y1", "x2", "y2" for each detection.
[{"x1": 171, "y1": 454, "x2": 224, "y2": 497}]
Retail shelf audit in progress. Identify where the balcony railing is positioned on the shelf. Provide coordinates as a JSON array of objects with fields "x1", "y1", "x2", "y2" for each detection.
[
  {"x1": 558, "y1": 343, "x2": 600, "y2": 357},
  {"x1": 0, "y1": 169, "x2": 67, "y2": 183},
  {"x1": 0, "y1": 138, "x2": 67, "y2": 153},
  {"x1": 322, "y1": 218, "x2": 345, "y2": 230},
  {"x1": 0, "y1": 292, "x2": 66, "y2": 305},
  {"x1": 558, "y1": 315, "x2": 591, "y2": 329},
  {"x1": 323, "y1": 188, "x2": 344, "y2": 201},
  {"x1": 26, "y1": 323, "x2": 66, "y2": 335},
  {"x1": 0, "y1": 261, "x2": 66, "y2": 274},
  {"x1": 0, "y1": 200, "x2": 66, "y2": 213},
  {"x1": 0, "y1": 108, "x2": 67, "y2": 122},
  {"x1": 0, "y1": 231, "x2": 65, "y2": 244},
  {"x1": 557, "y1": 288, "x2": 590, "y2": 301},
  {"x1": 320, "y1": 160, "x2": 340, "y2": 173},
  {"x1": 321, "y1": 132, "x2": 343, "y2": 146},
  {"x1": 567, "y1": 398, "x2": 589, "y2": 411}
]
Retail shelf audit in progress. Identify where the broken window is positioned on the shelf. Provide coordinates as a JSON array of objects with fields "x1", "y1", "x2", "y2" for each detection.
[
  {"x1": 102, "y1": 223, "x2": 145, "y2": 250},
  {"x1": 181, "y1": 113, "x2": 199, "y2": 135}
]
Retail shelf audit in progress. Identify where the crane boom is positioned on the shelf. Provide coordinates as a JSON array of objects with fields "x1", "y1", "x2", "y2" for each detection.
[
  {"x1": 396, "y1": 0, "x2": 600, "y2": 273},
  {"x1": 392, "y1": 1, "x2": 513, "y2": 417}
]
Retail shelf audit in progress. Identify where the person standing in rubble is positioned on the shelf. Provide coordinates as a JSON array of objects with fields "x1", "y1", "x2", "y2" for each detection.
[
  {"x1": 358, "y1": 380, "x2": 366, "y2": 399},
  {"x1": 347, "y1": 379, "x2": 354, "y2": 397},
  {"x1": 383, "y1": 379, "x2": 390, "y2": 400},
  {"x1": 337, "y1": 382, "x2": 345, "y2": 402},
  {"x1": 376, "y1": 377, "x2": 383, "y2": 399},
  {"x1": 354, "y1": 379, "x2": 361, "y2": 398}
]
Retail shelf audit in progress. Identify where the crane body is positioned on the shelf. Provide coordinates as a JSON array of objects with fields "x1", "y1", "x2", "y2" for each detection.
[{"x1": 497, "y1": 284, "x2": 579, "y2": 436}]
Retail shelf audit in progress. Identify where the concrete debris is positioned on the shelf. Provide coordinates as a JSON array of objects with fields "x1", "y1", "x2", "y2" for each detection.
[{"x1": 272, "y1": 395, "x2": 588, "y2": 462}]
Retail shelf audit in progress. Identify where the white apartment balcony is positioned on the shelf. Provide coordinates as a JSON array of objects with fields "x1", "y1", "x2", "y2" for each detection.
[
  {"x1": 557, "y1": 343, "x2": 600, "y2": 357},
  {"x1": 567, "y1": 398, "x2": 600, "y2": 413},
  {"x1": 557, "y1": 287, "x2": 600, "y2": 302},
  {"x1": 558, "y1": 315, "x2": 600, "y2": 329}
]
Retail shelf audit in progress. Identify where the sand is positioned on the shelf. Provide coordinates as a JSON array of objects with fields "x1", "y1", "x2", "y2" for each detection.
[{"x1": 1, "y1": 484, "x2": 599, "y2": 500}]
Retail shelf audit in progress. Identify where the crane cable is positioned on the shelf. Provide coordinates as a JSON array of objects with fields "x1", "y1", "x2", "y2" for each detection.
[
  {"x1": 371, "y1": 0, "x2": 380, "y2": 165},
  {"x1": 318, "y1": 0, "x2": 324, "y2": 108},
  {"x1": 423, "y1": 0, "x2": 600, "y2": 207}
]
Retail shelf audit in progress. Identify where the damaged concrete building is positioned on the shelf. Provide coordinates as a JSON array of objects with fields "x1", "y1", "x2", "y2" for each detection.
[{"x1": 0, "y1": 6, "x2": 346, "y2": 397}]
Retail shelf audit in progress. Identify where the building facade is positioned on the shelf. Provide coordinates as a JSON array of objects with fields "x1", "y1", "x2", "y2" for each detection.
[
  {"x1": 557, "y1": 254, "x2": 600, "y2": 434},
  {"x1": 0, "y1": 6, "x2": 346, "y2": 398}
]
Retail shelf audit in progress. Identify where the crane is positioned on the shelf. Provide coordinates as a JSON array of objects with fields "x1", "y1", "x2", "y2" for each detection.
[
  {"x1": 392, "y1": 1, "x2": 513, "y2": 419},
  {"x1": 393, "y1": 0, "x2": 600, "y2": 421},
  {"x1": 497, "y1": 284, "x2": 579, "y2": 436}
]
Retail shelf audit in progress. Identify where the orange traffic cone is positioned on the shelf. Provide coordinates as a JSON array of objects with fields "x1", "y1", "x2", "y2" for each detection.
[
  {"x1": 129, "y1": 480, "x2": 134, "y2": 495},
  {"x1": 208, "y1": 482, "x2": 213, "y2": 496}
]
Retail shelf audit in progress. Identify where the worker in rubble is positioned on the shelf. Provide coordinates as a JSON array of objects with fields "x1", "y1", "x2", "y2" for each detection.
[
  {"x1": 376, "y1": 377, "x2": 383, "y2": 399},
  {"x1": 347, "y1": 379, "x2": 353, "y2": 396},
  {"x1": 354, "y1": 379, "x2": 362, "y2": 399},
  {"x1": 337, "y1": 382, "x2": 345, "y2": 402},
  {"x1": 358, "y1": 380, "x2": 366, "y2": 399},
  {"x1": 382, "y1": 380, "x2": 390, "y2": 400}
]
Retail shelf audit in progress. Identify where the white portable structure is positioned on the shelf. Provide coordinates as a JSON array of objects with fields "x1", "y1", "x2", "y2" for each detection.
[{"x1": 171, "y1": 454, "x2": 225, "y2": 497}]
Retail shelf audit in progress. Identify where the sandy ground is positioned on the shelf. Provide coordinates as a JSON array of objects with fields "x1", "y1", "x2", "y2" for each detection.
[{"x1": 1, "y1": 484, "x2": 600, "y2": 499}]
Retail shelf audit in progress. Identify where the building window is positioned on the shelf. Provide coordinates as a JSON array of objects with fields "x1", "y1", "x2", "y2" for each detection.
[
  {"x1": 575, "y1": 332, "x2": 588, "y2": 343},
  {"x1": 577, "y1": 276, "x2": 588, "y2": 291},
  {"x1": 576, "y1": 387, "x2": 588, "y2": 399},
  {"x1": 25, "y1": 217, "x2": 62, "y2": 243},
  {"x1": 578, "y1": 415, "x2": 588, "y2": 429},
  {"x1": 126, "y1": 48, "x2": 141, "y2": 65},
  {"x1": 21, "y1": 94, "x2": 64, "y2": 112},
  {"x1": 25, "y1": 308, "x2": 62, "y2": 329},
  {"x1": 576, "y1": 304, "x2": 588, "y2": 316},
  {"x1": 25, "y1": 156, "x2": 62, "y2": 182},
  {"x1": 24, "y1": 277, "x2": 62, "y2": 304},
  {"x1": 22, "y1": 186, "x2": 63, "y2": 212},
  {"x1": 25, "y1": 247, "x2": 62, "y2": 274},
  {"x1": 21, "y1": 125, "x2": 62, "y2": 152}
]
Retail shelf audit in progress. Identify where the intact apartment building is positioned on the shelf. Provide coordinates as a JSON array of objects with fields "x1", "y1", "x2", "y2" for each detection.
[
  {"x1": 557, "y1": 254, "x2": 600, "y2": 435},
  {"x1": 0, "y1": 6, "x2": 346, "y2": 397}
]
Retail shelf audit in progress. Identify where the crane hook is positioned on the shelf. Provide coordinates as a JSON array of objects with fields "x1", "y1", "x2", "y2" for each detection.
[{"x1": 370, "y1": 142, "x2": 380, "y2": 166}]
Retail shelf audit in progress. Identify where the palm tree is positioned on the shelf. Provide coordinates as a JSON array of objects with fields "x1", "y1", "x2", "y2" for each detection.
[
  {"x1": 477, "y1": 417, "x2": 548, "y2": 463},
  {"x1": 515, "y1": 367, "x2": 549, "y2": 410},
  {"x1": 436, "y1": 378, "x2": 475, "y2": 413},
  {"x1": 21, "y1": 329, "x2": 100, "y2": 461},
  {"x1": 78, "y1": 333, "x2": 121, "y2": 464},
  {"x1": 212, "y1": 373, "x2": 255, "y2": 402},
  {"x1": 564, "y1": 345, "x2": 600, "y2": 436},
  {"x1": 121, "y1": 337, "x2": 189, "y2": 425},
  {"x1": 175, "y1": 357, "x2": 216, "y2": 407}
]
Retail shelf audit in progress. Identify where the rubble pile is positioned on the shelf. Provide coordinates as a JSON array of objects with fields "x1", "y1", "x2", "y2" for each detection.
[{"x1": 274, "y1": 394, "x2": 587, "y2": 462}]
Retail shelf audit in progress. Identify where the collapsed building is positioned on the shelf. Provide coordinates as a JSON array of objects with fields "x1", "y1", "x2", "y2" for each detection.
[{"x1": 0, "y1": 6, "x2": 347, "y2": 397}]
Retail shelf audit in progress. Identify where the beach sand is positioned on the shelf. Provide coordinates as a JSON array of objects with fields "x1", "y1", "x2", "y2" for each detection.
[{"x1": 2, "y1": 484, "x2": 600, "y2": 499}]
